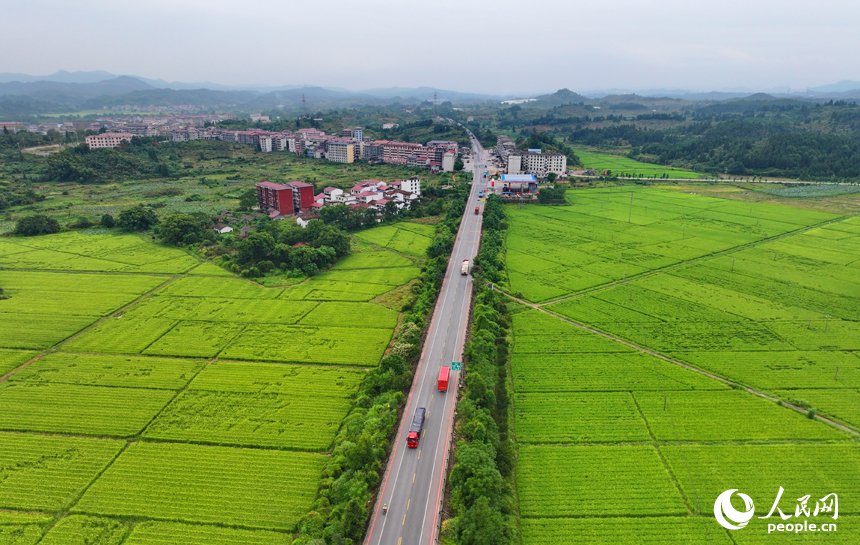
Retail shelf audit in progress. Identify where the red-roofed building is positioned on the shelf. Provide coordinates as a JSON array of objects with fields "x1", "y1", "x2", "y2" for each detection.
[
  {"x1": 287, "y1": 181, "x2": 315, "y2": 210},
  {"x1": 256, "y1": 181, "x2": 294, "y2": 215}
]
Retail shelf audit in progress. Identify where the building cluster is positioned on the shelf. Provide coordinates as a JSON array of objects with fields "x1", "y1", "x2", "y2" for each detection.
[
  {"x1": 496, "y1": 136, "x2": 567, "y2": 178},
  {"x1": 69, "y1": 117, "x2": 461, "y2": 173},
  {"x1": 255, "y1": 176, "x2": 422, "y2": 228}
]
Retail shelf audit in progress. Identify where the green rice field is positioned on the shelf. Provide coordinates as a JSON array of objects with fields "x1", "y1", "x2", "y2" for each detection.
[
  {"x1": 504, "y1": 186, "x2": 860, "y2": 544},
  {"x1": 0, "y1": 221, "x2": 425, "y2": 541},
  {"x1": 574, "y1": 148, "x2": 708, "y2": 179}
]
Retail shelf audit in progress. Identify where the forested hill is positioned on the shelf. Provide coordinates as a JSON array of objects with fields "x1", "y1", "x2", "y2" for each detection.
[{"x1": 484, "y1": 98, "x2": 860, "y2": 181}]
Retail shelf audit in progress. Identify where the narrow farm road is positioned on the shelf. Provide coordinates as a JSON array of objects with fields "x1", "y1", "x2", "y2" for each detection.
[{"x1": 365, "y1": 134, "x2": 487, "y2": 545}]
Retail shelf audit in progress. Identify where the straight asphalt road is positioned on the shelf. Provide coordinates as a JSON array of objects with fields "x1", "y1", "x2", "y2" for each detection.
[{"x1": 365, "y1": 134, "x2": 487, "y2": 545}]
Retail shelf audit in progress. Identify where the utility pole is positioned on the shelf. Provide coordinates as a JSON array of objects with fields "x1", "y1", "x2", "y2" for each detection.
[
  {"x1": 433, "y1": 91, "x2": 438, "y2": 118},
  {"x1": 628, "y1": 193, "x2": 633, "y2": 223},
  {"x1": 301, "y1": 94, "x2": 307, "y2": 118}
]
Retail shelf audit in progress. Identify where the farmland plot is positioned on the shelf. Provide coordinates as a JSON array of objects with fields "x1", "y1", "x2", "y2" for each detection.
[
  {"x1": 635, "y1": 390, "x2": 849, "y2": 441},
  {"x1": 8, "y1": 353, "x2": 204, "y2": 390},
  {"x1": 0, "y1": 314, "x2": 100, "y2": 350},
  {"x1": 143, "y1": 321, "x2": 245, "y2": 358},
  {"x1": 354, "y1": 221, "x2": 434, "y2": 256},
  {"x1": 187, "y1": 361, "x2": 363, "y2": 397},
  {"x1": 123, "y1": 522, "x2": 290, "y2": 545},
  {"x1": 517, "y1": 445, "x2": 687, "y2": 517},
  {"x1": 128, "y1": 296, "x2": 317, "y2": 325},
  {"x1": 662, "y1": 444, "x2": 860, "y2": 515},
  {"x1": 0, "y1": 223, "x2": 421, "y2": 538},
  {"x1": 73, "y1": 442, "x2": 325, "y2": 530},
  {"x1": 62, "y1": 317, "x2": 176, "y2": 354},
  {"x1": 521, "y1": 517, "x2": 732, "y2": 545},
  {"x1": 0, "y1": 432, "x2": 124, "y2": 512},
  {"x1": 144, "y1": 390, "x2": 350, "y2": 450},
  {"x1": 331, "y1": 251, "x2": 413, "y2": 270},
  {"x1": 0, "y1": 350, "x2": 37, "y2": 376},
  {"x1": 38, "y1": 516, "x2": 127, "y2": 545},
  {"x1": 504, "y1": 186, "x2": 839, "y2": 302},
  {"x1": 506, "y1": 187, "x2": 860, "y2": 545},
  {"x1": 514, "y1": 392, "x2": 650, "y2": 443},
  {"x1": 0, "y1": 382, "x2": 175, "y2": 437},
  {"x1": 222, "y1": 325, "x2": 391, "y2": 366}
]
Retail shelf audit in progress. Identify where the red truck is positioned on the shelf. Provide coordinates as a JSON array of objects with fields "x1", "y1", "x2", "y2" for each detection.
[
  {"x1": 407, "y1": 407, "x2": 426, "y2": 448},
  {"x1": 438, "y1": 366, "x2": 450, "y2": 392},
  {"x1": 474, "y1": 206, "x2": 480, "y2": 215}
]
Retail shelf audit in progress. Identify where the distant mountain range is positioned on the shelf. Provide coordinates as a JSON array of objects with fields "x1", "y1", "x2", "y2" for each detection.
[
  {"x1": 0, "y1": 70, "x2": 503, "y2": 100},
  {"x1": 0, "y1": 70, "x2": 858, "y2": 118}
]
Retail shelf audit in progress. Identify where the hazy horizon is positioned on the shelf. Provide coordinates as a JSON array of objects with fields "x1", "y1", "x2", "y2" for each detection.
[{"x1": 3, "y1": 0, "x2": 859, "y2": 96}]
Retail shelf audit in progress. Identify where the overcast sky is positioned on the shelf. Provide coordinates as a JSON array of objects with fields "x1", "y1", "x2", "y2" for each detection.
[{"x1": 3, "y1": 0, "x2": 859, "y2": 95}]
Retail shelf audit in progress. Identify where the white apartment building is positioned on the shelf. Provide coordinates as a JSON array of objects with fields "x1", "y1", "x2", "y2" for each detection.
[
  {"x1": 507, "y1": 151, "x2": 567, "y2": 178},
  {"x1": 85, "y1": 133, "x2": 134, "y2": 149},
  {"x1": 442, "y1": 151, "x2": 456, "y2": 173},
  {"x1": 390, "y1": 176, "x2": 421, "y2": 196}
]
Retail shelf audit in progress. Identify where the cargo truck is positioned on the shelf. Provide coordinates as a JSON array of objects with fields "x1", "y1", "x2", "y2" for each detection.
[
  {"x1": 461, "y1": 259, "x2": 470, "y2": 275},
  {"x1": 438, "y1": 366, "x2": 450, "y2": 392},
  {"x1": 474, "y1": 206, "x2": 479, "y2": 215},
  {"x1": 407, "y1": 407, "x2": 426, "y2": 448}
]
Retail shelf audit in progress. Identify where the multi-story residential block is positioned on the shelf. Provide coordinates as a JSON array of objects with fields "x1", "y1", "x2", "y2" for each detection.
[
  {"x1": 0, "y1": 122, "x2": 25, "y2": 133},
  {"x1": 352, "y1": 127, "x2": 363, "y2": 140},
  {"x1": 389, "y1": 177, "x2": 421, "y2": 196},
  {"x1": 507, "y1": 150, "x2": 567, "y2": 177},
  {"x1": 259, "y1": 135, "x2": 273, "y2": 152},
  {"x1": 85, "y1": 132, "x2": 134, "y2": 149},
  {"x1": 442, "y1": 151, "x2": 456, "y2": 172},
  {"x1": 382, "y1": 141, "x2": 431, "y2": 164},
  {"x1": 327, "y1": 141, "x2": 355, "y2": 163},
  {"x1": 287, "y1": 181, "x2": 315, "y2": 210},
  {"x1": 496, "y1": 135, "x2": 516, "y2": 160},
  {"x1": 363, "y1": 142, "x2": 385, "y2": 162},
  {"x1": 256, "y1": 181, "x2": 294, "y2": 215}
]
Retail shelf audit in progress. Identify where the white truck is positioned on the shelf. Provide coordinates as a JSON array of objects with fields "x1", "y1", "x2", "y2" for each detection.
[{"x1": 461, "y1": 259, "x2": 470, "y2": 275}]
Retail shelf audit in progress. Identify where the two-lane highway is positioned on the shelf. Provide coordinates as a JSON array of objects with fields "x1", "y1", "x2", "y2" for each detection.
[{"x1": 365, "y1": 134, "x2": 488, "y2": 545}]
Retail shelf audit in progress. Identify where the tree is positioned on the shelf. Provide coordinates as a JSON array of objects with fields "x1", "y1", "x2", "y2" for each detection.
[
  {"x1": 238, "y1": 188, "x2": 258, "y2": 210},
  {"x1": 236, "y1": 231, "x2": 275, "y2": 263},
  {"x1": 100, "y1": 214, "x2": 115, "y2": 228},
  {"x1": 546, "y1": 172, "x2": 558, "y2": 183},
  {"x1": 458, "y1": 496, "x2": 505, "y2": 545},
  {"x1": 341, "y1": 499, "x2": 367, "y2": 542},
  {"x1": 383, "y1": 200, "x2": 399, "y2": 220},
  {"x1": 117, "y1": 205, "x2": 159, "y2": 231},
  {"x1": 14, "y1": 215, "x2": 60, "y2": 236},
  {"x1": 157, "y1": 213, "x2": 212, "y2": 245},
  {"x1": 454, "y1": 158, "x2": 464, "y2": 171}
]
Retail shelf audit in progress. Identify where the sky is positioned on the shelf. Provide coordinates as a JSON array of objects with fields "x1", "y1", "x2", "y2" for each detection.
[{"x1": 3, "y1": 0, "x2": 859, "y2": 95}]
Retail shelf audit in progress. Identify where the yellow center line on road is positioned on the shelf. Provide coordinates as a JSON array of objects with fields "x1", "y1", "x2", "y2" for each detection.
[
  {"x1": 413, "y1": 473, "x2": 416, "y2": 483},
  {"x1": 398, "y1": 538, "x2": 402, "y2": 545},
  {"x1": 418, "y1": 449, "x2": 421, "y2": 460},
  {"x1": 402, "y1": 514, "x2": 406, "y2": 525},
  {"x1": 407, "y1": 498, "x2": 411, "y2": 510}
]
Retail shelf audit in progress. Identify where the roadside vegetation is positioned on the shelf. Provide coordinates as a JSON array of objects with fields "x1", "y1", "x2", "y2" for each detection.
[{"x1": 442, "y1": 195, "x2": 518, "y2": 545}]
